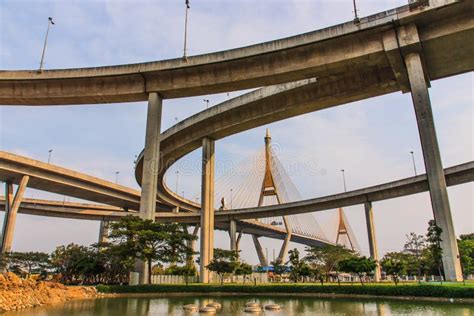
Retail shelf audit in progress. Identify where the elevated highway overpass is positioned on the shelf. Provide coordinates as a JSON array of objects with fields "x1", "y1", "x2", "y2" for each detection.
[
  {"x1": 2, "y1": 162, "x2": 471, "y2": 223},
  {"x1": 0, "y1": 0, "x2": 472, "y2": 105},
  {"x1": 1, "y1": 0, "x2": 472, "y2": 282}
]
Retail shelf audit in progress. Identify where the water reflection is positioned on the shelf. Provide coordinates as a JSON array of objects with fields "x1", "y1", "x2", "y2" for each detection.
[{"x1": 3, "y1": 296, "x2": 473, "y2": 316}]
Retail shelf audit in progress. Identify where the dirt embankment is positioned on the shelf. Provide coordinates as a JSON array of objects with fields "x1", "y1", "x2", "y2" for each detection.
[{"x1": 0, "y1": 272, "x2": 98, "y2": 313}]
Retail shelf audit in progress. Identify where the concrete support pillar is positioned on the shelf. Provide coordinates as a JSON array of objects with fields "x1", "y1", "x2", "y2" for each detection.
[
  {"x1": 98, "y1": 220, "x2": 110, "y2": 244},
  {"x1": 405, "y1": 52, "x2": 462, "y2": 281},
  {"x1": 252, "y1": 235, "x2": 268, "y2": 266},
  {"x1": 136, "y1": 92, "x2": 163, "y2": 284},
  {"x1": 229, "y1": 220, "x2": 237, "y2": 253},
  {"x1": 1, "y1": 176, "x2": 29, "y2": 254},
  {"x1": 364, "y1": 202, "x2": 381, "y2": 282},
  {"x1": 200, "y1": 137, "x2": 215, "y2": 283},
  {"x1": 236, "y1": 230, "x2": 243, "y2": 253},
  {"x1": 277, "y1": 216, "x2": 292, "y2": 263},
  {"x1": 187, "y1": 225, "x2": 199, "y2": 267}
]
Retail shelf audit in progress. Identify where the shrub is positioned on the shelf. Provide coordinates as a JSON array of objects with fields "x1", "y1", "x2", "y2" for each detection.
[{"x1": 96, "y1": 283, "x2": 474, "y2": 298}]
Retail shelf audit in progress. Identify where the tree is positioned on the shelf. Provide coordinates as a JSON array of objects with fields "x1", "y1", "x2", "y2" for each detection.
[
  {"x1": 458, "y1": 234, "x2": 474, "y2": 283},
  {"x1": 165, "y1": 264, "x2": 197, "y2": 285},
  {"x1": 234, "y1": 262, "x2": 253, "y2": 283},
  {"x1": 7, "y1": 252, "x2": 50, "y2": 278},
  {"x1": 50, "y1": 244, "x2": 91, "y2": 284},
  {"x1": 338, "y1": 256, "x2": 376, "y2": 285},
  {"x1": 109, "y1": 216, "x2": 196, "y2": 284},
  {"x1": 381, "y1": 252, "x2": 407, "y2": 285},
  {"x1": 304, "y1": 245, "x2": 354, "y2": 282},
  {"x1": 426, "y1": 220, "x2": 444, "y2": 281},
  {"x1": 206, "y1": 248, "x2": 239, "y2": 285},
  {"x1": 287, "y1": 248, "x2": 308, "y2": 283},
  {"x1": 404, "y1": 232, "x2": 426, "y2": 282},
  {"x1": 270, "y1": 259, "x2": 287, "y2": 282}
]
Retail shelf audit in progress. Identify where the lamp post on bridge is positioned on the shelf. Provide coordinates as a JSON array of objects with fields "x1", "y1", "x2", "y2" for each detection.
[
  {"x1": 182, "y1": 0, "x2": 190, "y2": 60},
  {"x1": 352, "y1": 0, "x2": 360, "y2": 24},
  {"x1": 39, "y1": 17, "x2": 55, "y2": 72},
  {"x1": 47, "y1": 149, "x2": 53, "y2": 164},
  {"x1": 203, "y1": 99, "x2": 210, "y2": 109},
  {"x1": 341, "y1": 169, "x2": 347, "y2": 192},
  {"x1": 115, "y1": 171, "x2": 120, "y2": 184},
  {"x1": 410, "y1": 151, "x2": 417, "y2": 176}
]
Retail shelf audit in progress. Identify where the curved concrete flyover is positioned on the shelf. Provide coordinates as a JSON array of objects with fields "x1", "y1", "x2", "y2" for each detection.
[
  {"x1": 0, "y1": 151, "x2": 332, "y2": 248},
  {"x1": 4, "y1": 161, "x2": 472, "y2": 224},
  {"x1": 0, "y1": 197, "x2": 332, "y2": 248},
  {"x1": 0, "y1": 0, "x2": 472, "y2": 105},
  {"x1": 0, "y1": 151, "x2": 172, "y2": 212},
  {"x1": 144, "y1": 162, "x2": 474, "y2": 223}
]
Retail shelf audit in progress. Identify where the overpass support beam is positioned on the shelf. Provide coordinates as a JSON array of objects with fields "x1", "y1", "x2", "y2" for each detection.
[
  {"x1": 136, "y1": 91, "x2": 163, "y2": 284},
  {"x1": 200, "y1": 137, "x2": 215, "y2": 283},
  {"x1": 364, "y1": 202, "x2": 381, "y2": 282},
  {"x1": 277, "y1": 216, "x2": 292, "y2": 263},
  {"x1": 229, "y1": 220, "x2": 237, "y2": 254},
  {"x1": 252, "y1": 235, "x2": 268, "y2": 266},
  {"x1": 187, "y1": 225, "x2": 199, "y2": 267},
  {"x1": 236, "y1": 230, "x2": 243, "y2": 254},
  {"x1": 1, "y1": 176, "x2": 29, "y2": 254},
  {"x1": 405, "y1": 52, "x2": 462, "y2": 281},
  {"x1": 98, "y1": 220, "x2": 110, "y2": 243}
]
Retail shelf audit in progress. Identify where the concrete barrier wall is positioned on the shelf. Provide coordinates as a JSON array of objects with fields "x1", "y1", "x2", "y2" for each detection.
[
  {"x1": 150, "y1": 273, "x2": 268, "y2": 284},
  {"x1": 151, "y1": 275, "x2": 199, "y2": 284}
]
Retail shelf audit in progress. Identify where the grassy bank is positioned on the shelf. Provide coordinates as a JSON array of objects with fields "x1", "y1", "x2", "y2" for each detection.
[{"x1": 96, "y1": 283, "x2": 474, "y2": 299}]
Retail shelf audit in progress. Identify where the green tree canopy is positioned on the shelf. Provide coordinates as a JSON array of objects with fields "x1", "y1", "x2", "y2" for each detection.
[
  {"x1": 304, "y1": 244, "x2": 354, "y2": 282},
  {"x1": 109, "y1": 216, "x2": 196, "y2": 284},
  {"x1": 381, "y1": 252, "x2": 408, "y2": 285},
  {"x1": 338, "y1": 256, "x2": 376, "y2": 285}
]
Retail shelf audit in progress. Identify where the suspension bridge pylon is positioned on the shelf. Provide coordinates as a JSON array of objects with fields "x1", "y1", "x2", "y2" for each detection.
[
  {"x1": 252, "y1": 129, "x2": 292, "y2": 266},
  {"x1": 332, "y1": 207, "x2": 360, "y2": 253}
]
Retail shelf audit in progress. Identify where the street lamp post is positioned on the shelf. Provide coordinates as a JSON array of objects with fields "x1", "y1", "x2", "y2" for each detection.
[
  {"x1": 230, "y1": 188, "x2": 233, "y2": 209},
  {"x1": 39, "y1": 17, "x2": 55, "y2": 72},
  {"x1": 115, "y1": 171, "x2": 120, "y2": 184},
  {"x1": 352, "y1": 0, "x2": 360, "y2": 23},
  {"x1": 47, "y1": 149, "x2": 53, "y2": 164},
  {"x1": 341, "y1": 169, "x2": 347, "y2": 192},
  {"x1": 410, "y1": 151, "x2": 417, "y2": 176},
  {"x1": 182, "y1": 0, "x2": 190, "y2": 60},
  {"x1": 203, "y1": 99, "x2": 209, "y2": 109}
]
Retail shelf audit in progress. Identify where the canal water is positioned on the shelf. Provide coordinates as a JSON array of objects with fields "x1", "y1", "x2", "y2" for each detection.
[{"x1": 4, "y1": 296, "x2": 473, "y2": 315}]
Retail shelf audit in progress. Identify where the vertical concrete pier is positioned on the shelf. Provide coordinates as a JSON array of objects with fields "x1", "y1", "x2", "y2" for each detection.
[
  {"x1": 187, "y1": 225, "x2": 199, "y2": 267},
  {"x1": 405, "y1": 52, "x2": 462, "y2": 281},
  {"x1": 200, "y1": 137, "x2": 215, "y2": 283},
  {"x1": 364, "y1": 201, "x2": 381, "y2": 282},
  {"x1": 229, "y1": 219, "x2": 237, "y2": 253},
  {"x1": 252, "y1": 235, "x2": 268, "y2": 266},
  {"x1": 277, "y1": 216, "x2": 292, "y2": 263},
  {"x1": 1, "y1": 176, "x2": 29, "y2": 253},
  {"x1": 98, "y1": 220, "x2": 110, "y2": 243},
  {"x1": 136, "y1": 92, "x2": 163, "y2": 284}
]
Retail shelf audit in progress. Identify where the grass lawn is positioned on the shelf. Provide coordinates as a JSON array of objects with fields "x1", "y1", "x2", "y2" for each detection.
[{"x1": 97, "y1": 282, "x2": 474, "y2": 298}]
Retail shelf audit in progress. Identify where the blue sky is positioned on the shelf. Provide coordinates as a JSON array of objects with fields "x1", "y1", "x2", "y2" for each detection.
[{"x1": 0, "y1": 0, "x2": 472, "y2": 264}]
